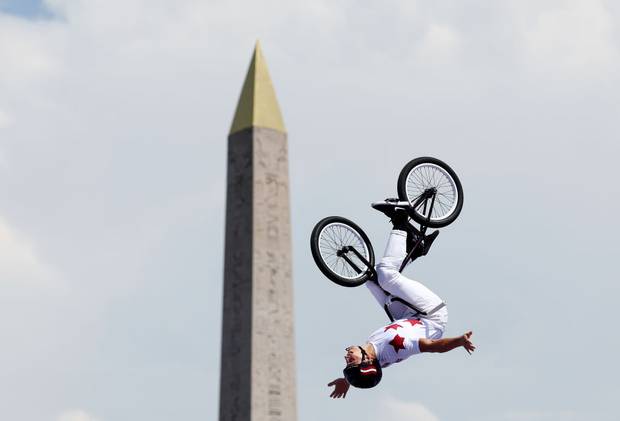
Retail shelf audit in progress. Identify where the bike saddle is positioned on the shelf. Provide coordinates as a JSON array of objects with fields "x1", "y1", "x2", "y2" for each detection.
[
  {"x1": 372, "y1": 200, "x2": 422, "y2": 233},
  {"x1": 371, "y1": 198, "x2": 410, "y2": 219}
]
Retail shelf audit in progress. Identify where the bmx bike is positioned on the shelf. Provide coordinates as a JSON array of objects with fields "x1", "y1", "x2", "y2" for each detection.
[{"x1": 309, "y1": 157, "x2": 464, "y2": 321}]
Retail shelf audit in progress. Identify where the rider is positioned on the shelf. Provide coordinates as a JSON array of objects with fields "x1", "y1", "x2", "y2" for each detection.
[{"x1": 328, "y1": 202, "x2": 476, "y2": 398}]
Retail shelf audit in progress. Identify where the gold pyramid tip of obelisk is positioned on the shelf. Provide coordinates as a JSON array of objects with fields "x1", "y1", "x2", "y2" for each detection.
[{"x1": 229, "y1": 40, "x2": 286, "y2": 135}]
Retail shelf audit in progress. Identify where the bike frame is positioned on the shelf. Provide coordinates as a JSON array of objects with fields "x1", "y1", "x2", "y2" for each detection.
[{"x1": 336, "y1": 189, "x2": 440, "y2": 322}]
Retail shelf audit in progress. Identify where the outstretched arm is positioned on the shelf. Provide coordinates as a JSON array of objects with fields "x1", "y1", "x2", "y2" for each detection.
[
  {"x1": 327, "y1": 377, "x2": 350, "y2": 398},
  {"x1": 419, "y1": 331, "x2": 476, "y2": 354}
]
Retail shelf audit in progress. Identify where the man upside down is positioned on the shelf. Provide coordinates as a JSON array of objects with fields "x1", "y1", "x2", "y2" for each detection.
[{"x1": 328, "y1": 204, "x2": 476, "y2": 398}]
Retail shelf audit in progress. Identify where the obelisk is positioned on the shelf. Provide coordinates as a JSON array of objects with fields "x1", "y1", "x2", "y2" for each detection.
[{"x1": 219, "y1": 42, "x2": 297, "y2": 421}]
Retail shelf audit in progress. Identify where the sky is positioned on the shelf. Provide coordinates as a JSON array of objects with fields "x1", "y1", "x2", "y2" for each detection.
[{"x1": 0, "y1": 1, "x2": 619, "y2": 420}]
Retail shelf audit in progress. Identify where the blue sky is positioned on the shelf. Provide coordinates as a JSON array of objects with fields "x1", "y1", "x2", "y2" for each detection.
[
  {"x1": 0, "y1": 0, "x2": 53, "y2": 19},
  {"x1": 1, "y1": 1, "x2": 619, "y2": 421}
]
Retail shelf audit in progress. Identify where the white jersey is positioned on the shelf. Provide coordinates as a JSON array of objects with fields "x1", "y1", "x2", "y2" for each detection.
[{"x1": 367, "y1": 318, "x2": 444, "y2": 368}]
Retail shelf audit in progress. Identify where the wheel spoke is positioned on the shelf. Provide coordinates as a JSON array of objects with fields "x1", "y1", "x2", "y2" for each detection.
[
  {"x1": 318, "y1": 222, "x2": 370, "y2": 280},
  {"x1": 405, "y1": 163, "x2": 459, "y2": 222}
]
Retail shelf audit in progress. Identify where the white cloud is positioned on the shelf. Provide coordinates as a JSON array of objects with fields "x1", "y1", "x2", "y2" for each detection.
[
  {"x1": 500, "y1": 410, "x2": 579, "y2": 421},
  {"x1": 0, "y1": 216, "x2": 64, "y2": 292},
  {"x1": 474, "y1": 409, "x2": 606, "y2": 421},
  {"x1": 0, "y1": 108, "x2": 12, "y2": 128},
  {"x1": 0, "y1": 15, "x2": 65, "y2": 88},
  {"x1": 380, "y1": 396, "x2": 441, "y2": 421},
  {"x1": 516, "y1": 0, "x2": 619, "y2": 77},
  {"x1": 0, "y1": 151, "x2": 7, "y2": 172},
  {"x1": 57, "y1": 409, "x2": 100, "y2": 421},
  {"x1": 416, "y1": 23, "x2": 461, "y2": 64}
]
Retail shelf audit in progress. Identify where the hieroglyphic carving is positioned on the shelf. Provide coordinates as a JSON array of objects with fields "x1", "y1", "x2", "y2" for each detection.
[
  {"x1": 220, "y1": 131, "x2": 253, "y2": 421},
  {"x1": 252, "y1": 127, "x2": 296, "y2": 421},
  {"x1": 220, "y1": 127, "x2": 296, "y2": 421}
]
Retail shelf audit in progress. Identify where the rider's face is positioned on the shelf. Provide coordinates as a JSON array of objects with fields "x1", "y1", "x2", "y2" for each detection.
[{"x1": 344, "y1": 346, "x2": 362, "y2": 366}]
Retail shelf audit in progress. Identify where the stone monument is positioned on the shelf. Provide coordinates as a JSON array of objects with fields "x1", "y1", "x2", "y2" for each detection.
[{"x1": 219, "y1": 42, "x2": 297, "y2": 421}]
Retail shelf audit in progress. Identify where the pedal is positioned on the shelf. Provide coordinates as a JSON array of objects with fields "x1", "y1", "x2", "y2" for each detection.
[
  {"x1": 404, "y1": 230, "x2": 439, "y2": 266},
  {"x1": 421, "y1": 230, "x2": 439, "y2": 256}
]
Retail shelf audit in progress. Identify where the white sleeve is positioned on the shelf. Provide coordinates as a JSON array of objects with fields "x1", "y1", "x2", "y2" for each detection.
[{"x1": 410, "y1": 338, "x2": 421, "y2": 355}]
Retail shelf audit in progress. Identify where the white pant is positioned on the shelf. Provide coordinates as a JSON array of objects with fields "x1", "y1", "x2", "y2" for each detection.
[{"x1": 366, "y1": 230, "x2": 448, "y2": 331}]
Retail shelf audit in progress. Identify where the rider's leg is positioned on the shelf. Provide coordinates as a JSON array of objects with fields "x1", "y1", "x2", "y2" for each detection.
[
  {"x1": 375, "y1": 229, "x2": 447, "y2": 327},
  {"x1": 364, "y1": 209, "x2": 414, "y2": 314},
  {"x1": 390, "y1": 208, "x2": 416, "y2": 253},
  {"x1": 365, "y1": 280, "x2": 388, "y2": 308},
  {"x1": 366, "y1": 276, "x2": 415, "y2": 321}
]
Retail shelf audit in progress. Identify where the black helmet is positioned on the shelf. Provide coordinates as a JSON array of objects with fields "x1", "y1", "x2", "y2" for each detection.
[{"x1": 343, "y1": 346, "x2": 382, "y2": 389}]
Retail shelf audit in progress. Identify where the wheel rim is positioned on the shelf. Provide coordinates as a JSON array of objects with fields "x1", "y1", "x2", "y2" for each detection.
[
  {"x1": 405, "y1": 163, "x2": 459, "y2": 222},
  {"x1": 317, "y1": 222, "x2": 370, "y2": 280}
]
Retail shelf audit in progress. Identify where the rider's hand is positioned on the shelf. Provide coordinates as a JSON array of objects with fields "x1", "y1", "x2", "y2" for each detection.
[
  {"x1": 461, "y1": 331, "x2": 476, "y2": 354},
  {"x1": 328, "y1": 377, "x2": 350, "y2": 399}
]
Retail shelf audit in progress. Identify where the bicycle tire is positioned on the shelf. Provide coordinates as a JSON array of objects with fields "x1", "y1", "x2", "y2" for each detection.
[
  {"x1": 397, "y1": 157, "x2": 464, "y2": 228},
  {"x1": 310, "y1": 216, "x2": 375, "y2": 287}
]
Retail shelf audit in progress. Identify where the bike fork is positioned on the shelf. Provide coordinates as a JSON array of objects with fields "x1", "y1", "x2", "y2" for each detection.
[
  {"x1": 337, "y1": 246, "x2": 377, "y2": 279},
  {"x1": 398, "y1": 189, "x2": 437, "y2": 273}
]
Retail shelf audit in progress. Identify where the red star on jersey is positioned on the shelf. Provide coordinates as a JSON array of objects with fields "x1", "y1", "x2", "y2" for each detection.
[
  {"x1": 405, "y1": 319, "x2": 422, "y2": 327},
  {"x1": 384, "y1": 323, "x2": 402, "y2": 332},
  {"x1": 389, "y1": 334, "x2": 406, "y2": 353}
]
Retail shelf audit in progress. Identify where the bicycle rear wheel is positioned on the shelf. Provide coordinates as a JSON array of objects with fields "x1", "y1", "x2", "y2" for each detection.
[
  {"x1": 310, "y1": 216, "x2": 375, "y2": 287},
  {"x1": 397, "y1": 157, "x2": 464, "y2": 228}
]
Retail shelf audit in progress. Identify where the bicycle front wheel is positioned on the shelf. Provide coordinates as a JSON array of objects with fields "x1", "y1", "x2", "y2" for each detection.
[
  {"x1": 310, "y1": 216, "x2": 375, "y2": 287},
  {"x1": 397, "y1": 157, "x2": 464, "y2": 228}
]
